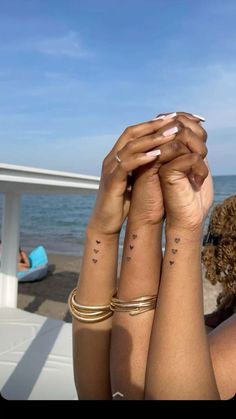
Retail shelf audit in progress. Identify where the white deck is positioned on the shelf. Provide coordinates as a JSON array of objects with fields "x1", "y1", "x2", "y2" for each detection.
[{"x1": 0, "y1": 308, "x2": 77, "y2": 400}]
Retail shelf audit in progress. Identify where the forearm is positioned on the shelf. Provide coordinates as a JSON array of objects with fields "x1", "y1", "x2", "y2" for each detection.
[
  {"x1": 145, "y1": 226, "x2": 219, "y2": 399},
  {"x1": 73, "y1": 225, "x2": 119, "y2": 400},
  {"x1": 110, "y1": 221, "x2": 163, "y2": 400}
]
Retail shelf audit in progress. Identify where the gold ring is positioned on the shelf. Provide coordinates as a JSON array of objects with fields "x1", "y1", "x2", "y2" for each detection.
[{"x1": 115, "y1": 153, "x2": 122, "y2": 164}]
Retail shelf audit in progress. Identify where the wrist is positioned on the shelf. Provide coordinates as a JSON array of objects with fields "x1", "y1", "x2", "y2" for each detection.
[
  {"x1": 166, "y1": 218, "x2": 204, "y2": 235},
  {"x1": 127, "y1": 218, "x2": 164, "y2": 234},
  {"x1": 86, "y1": 224, "x2": 119, "y2": 243},
  {"x1": 165, "y1": 223, "x2": 203, "y2": 244}
]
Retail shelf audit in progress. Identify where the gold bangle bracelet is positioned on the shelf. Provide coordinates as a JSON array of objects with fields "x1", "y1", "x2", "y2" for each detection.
[
  {"x1": 69, "y1": 309, "x2": 113, "y2": 323},
  {"x1": 68, "y1": 288, "x2": 113, "y2": 323},
  {"x1": 71, "y1": 290, "x2": 111, "y2": 311},
  {"x1": 110, "y1": 294, "x2": 157, "y2": 316}
]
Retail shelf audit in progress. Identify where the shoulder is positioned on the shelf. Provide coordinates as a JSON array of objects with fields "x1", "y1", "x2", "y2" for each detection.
[{"x1": 208, "y1": 314, "x2": 236, "y2": 400}]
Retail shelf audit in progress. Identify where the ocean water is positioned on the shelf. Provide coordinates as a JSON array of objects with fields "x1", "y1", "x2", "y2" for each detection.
[{"x1": 0, "y1": 175, "x2": 235, "y2": 257}]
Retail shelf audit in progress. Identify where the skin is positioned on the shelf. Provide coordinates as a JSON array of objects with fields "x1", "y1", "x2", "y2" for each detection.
[
  {"x1": 17, "y1": 250, "x2": 30, "y2": 271},
  {"x1": 110, "y1": 116, "x2": 209, "y2": 399},
  {"x1": 72, "y1": 111, "x2": 205, "y2": 399},
  {"x1": 145, "y1": 153, "x2": 220, "y2": 399},
  {"x1": 208, "y1": 314, "x2": 236, "y2": 400},
  {"x1": 73, "y1": 115, "x2": 182, "y2": 399},
  {"x1": 73, "y1": 110, "x2": 236, "y2": 400}
]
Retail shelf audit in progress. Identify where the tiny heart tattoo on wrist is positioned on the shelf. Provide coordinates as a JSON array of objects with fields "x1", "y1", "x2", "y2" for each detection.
[
  {"x1": 129, "y1": 245, "x2": 134, "y2": 250},
  {"x1": 171, "y1": 249, "x2": 178, "y2": 254},
  {"x1": 93, "y1": 249, "x2": 99, "y2": 254},
  {"x1": 96, "y1": 240, "x2": 101, "y2": 244},
  {"x1": 126, "y1": 256, "x2": 132, "y2": 262},
  {"x1": 132, "y1": 234, "x2": 137, "y2": 240},
  {"x1": 174, "y1": 238, "x2": 180, "y2": 244},
  {"x1": 92, "y1": 259, "x2": 98, "y2": 263},
  {"x1": 169, "y1": 261, "x2": 174, "y2": 265}
]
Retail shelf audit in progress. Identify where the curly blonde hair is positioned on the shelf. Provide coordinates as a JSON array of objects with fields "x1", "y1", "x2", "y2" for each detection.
[{"x1": 202, "y1": 195, "x2": 236, "y2": 308}]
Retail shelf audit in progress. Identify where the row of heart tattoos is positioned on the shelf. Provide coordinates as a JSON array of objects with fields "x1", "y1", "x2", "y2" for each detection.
[
  {"x1": 126, "y1": 233, "x2": 138, "y2": 262},
  {"x1": 169, "y1": 237, "x2": 181, "y2": 266},
  {"x1": 91, "y1": 236, "x2": 181, "y2": 265},
  {"x1": 92, "y1": 240, "x2": 101, "y2": 263},
  {"x1": 91, "y1": 235, "x2": 138, "y2": 264}
]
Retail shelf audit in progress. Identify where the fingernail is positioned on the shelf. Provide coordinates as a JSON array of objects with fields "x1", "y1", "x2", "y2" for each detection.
[
  {"x1": 162, "y1": 126, "x2": 179, "y2": 137},
  {"x1": 193, "y1": 114, "x2": 205, "y2": 122},
  {"x1": 152, "y1": 112, "x2": 176, "y2": 121},
  {"x1": 152, "y1": 115, "x2": 165, "y2": 120},
  {"x1": 146, "y1": 149, "x2": 161, "y2": 157}
]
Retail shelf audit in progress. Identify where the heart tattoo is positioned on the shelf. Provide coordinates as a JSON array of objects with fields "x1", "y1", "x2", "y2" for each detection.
[
  {"x1": 169, "y1": 261, "x2": 175, "y2": 265},
  {"x1": 92, "y1": 259, "x2": 98, "y2": 263},
  {"x1": 171, "y1": 249, "x2": 178, "y2": 254},
  {"x1": 174, "y1": 238, "x2": 180, "y2": 244}
]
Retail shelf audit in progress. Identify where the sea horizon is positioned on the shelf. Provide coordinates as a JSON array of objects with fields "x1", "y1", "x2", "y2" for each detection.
[{"x1": 0, "y1": 174, "x2": 235, "y2": 257}]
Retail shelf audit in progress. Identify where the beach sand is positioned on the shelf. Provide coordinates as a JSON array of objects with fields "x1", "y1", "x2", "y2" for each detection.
[{"x1": 18, "y1": 253, "x2": 222, "y2": 322}]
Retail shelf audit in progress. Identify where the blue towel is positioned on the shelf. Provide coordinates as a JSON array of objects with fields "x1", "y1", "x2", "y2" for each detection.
[{"x1": 28, "y1": 245, "x2": 48, "y2": 268}]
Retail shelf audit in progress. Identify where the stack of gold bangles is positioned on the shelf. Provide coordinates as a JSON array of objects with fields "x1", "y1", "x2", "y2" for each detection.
[
  {"x1": 110, "y1": 294, "x2": 157, "y2": 316},
  {"x1": 68, "y1": 288, "x2": 157, "y2": 323},
  {"x1": 68, "y1": 288, "x2": 113, "y2": 323}
]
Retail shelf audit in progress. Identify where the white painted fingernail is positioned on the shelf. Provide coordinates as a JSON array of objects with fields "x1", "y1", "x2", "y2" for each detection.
[
  {"x1": 193, "y1": 114, "x2": 205, "y2": 122},
  {"x1": 152, "y1": 112, "x2": 176, "y2": 121},
  {"x1": 162, "y1": 126, "x2": 179, "y2": 137},
  {"x1": 152, "y1": 115, "x2": 165, "y2": 120},
  {"x1": 146, "y1": 149, "x2": 161, "y2": 157}
]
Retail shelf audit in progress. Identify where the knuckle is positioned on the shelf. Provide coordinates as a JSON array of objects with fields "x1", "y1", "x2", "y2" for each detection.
[
  {"x1": 202, "y1": 144, "x2": 208, "y2": 158},
  {"x1": 149, "y1": 133, "x2": 156, "y2": 140},
  {"x1": 202, "y1": 128, "x2": 208, "y2": 142},
  {"x1": 125, "y1": 141, "x2": 135, "y2": 153},
  {"x1": 192, "y1": 152, "x2": 202, "y2": 163},
  {"x1": 170, "y1": 139, "x2": 182, "y2": 152},
  {"x1": 119, "y1": 160, "x2": 127, "y2": 172},
  {"x1": 183, "y1": 126, "x2": 192, "y2": 136},
  {"x1": 196, "y1": 142, "x2": 207, "y2": 158},
  {"x1": 102, "y1": 155, "x2": 110, "y2": 169},
  {"x1": 124, "y1": 125, "x2": 134, "y2": 136}
]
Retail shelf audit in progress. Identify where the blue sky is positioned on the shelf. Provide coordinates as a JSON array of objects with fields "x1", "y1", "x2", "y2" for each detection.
[{"x1": 0, "y1": 0, "x2": 236, "y2": 176}]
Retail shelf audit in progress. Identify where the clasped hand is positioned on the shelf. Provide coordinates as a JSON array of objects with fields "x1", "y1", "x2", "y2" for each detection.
[{"x1": 89, "y1": 111, "x2": 214, "y2": 236}]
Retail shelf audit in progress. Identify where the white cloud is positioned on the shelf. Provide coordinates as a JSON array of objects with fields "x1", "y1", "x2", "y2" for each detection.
[
  {"x1": 34, "y1": 31, "x2": 88, "y2": 58},
  {"x1": 0, "y1": 31, "x2": 89, "y2": 59}
]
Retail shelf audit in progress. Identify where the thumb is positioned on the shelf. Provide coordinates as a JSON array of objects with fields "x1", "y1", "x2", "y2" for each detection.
[{"x1": 159, "y1": 153, "x2": 208, "y2": 188}]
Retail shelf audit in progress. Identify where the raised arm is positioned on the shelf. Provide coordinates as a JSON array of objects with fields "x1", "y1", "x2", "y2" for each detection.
[
  {"x1": 145, "y1": 149, "x2": 220, "y2": 399},
  {"x1": 110, "y1": 113, "x2": 208, "y2": 399},
  {"x1": 71, "y1": 115, "x2": 183, "y2": 399}
]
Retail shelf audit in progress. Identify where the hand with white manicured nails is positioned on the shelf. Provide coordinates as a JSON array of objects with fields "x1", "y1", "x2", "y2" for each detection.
[
  {"x1": 89, "y1": 114, "x2": 181, "y2": 235},
  {"x1": 126, "y1": 112, "x2": 208, "y2": 228},
  {"x1": 89, "y1": 111, "x2": 208, "y2": 234}
]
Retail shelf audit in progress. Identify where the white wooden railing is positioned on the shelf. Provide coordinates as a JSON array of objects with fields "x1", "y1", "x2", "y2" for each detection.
[{"x1": 0, "y1": 163, "x2": 100, "y2": 308}]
